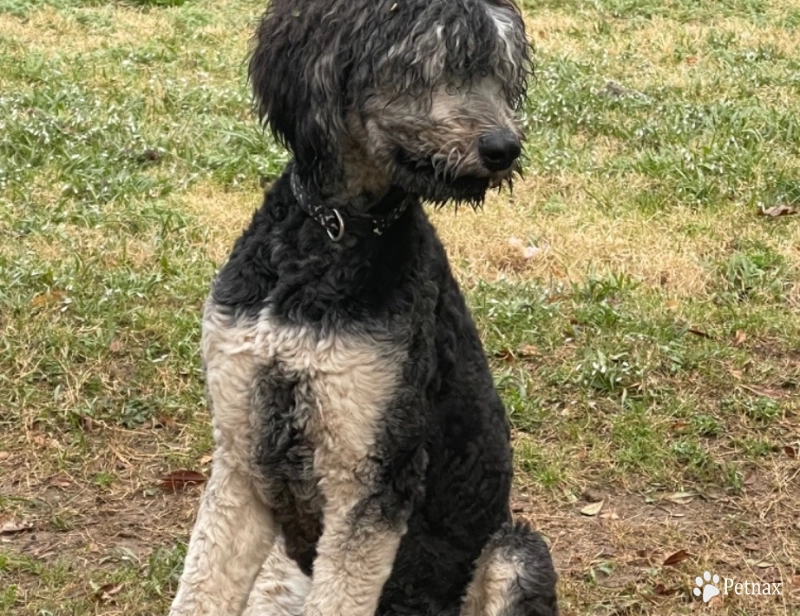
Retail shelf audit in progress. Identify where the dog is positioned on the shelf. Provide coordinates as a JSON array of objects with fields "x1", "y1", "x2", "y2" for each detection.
[{"x1": 169, "y1": 0, "x2": 558, "y2": 615}]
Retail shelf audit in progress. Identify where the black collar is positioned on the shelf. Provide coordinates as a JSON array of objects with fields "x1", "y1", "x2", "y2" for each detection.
[{"x1": 290, "y1": 168, "x2": 412, "y2": 242}]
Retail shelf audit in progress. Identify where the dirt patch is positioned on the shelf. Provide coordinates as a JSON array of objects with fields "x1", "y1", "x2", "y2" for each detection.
[
  {"x1": 514, "y1": 484, "x2": 799, "y2": 614},
  {"x1": 3, "y1": 445, "x2": 798, "y2": 615}
]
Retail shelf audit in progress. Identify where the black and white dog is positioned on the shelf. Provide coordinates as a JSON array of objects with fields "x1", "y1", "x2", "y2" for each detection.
[{"x1": 170, "y1": 0, "x2": 557, "y2": 614}]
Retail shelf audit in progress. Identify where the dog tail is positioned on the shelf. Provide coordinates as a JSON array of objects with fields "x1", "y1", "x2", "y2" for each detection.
[{"x1": 460, "y1": 521, "x2": 558, "y2": 616}]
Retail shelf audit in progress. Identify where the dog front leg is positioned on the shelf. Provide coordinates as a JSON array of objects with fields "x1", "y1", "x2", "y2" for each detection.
[
  {"x1": 302, "y1": 499, "x2": 405, "y2": 616},
  {"x1": 170, "y1": 458, "x2": 275, "y2": 616},
  {"x1": 244, "y1": 535, "x2": 311, "y2": 616},
  {"x1": 171, "y1": 311, "x2": 276, "y2": 616}
]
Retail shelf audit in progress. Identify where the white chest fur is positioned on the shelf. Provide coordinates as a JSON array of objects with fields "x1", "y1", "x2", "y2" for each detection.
[{"x1": 201, "y1": 303, "x2": 404, "y2": 476}]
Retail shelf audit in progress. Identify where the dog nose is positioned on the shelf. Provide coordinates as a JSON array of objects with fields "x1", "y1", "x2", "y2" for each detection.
[{"x1": 478, "y1": 130, "x2": 521, "y2": 172}]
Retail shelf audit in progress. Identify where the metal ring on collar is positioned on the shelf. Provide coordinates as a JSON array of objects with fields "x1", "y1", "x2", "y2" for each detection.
[{"x1": 327, "y1": 208, "x2": 345, "y2": 242}]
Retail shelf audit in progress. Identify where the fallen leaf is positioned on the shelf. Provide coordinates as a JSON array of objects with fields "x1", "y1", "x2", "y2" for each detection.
[
  {"x1": 582, "y1": 488, "x2": 604, "y2": 503},
  {"x1": 687, "y1": 327, "x2": 712, "y2": 339},
  {"x1": 507, "y1": 237, "x2": 540, "y2": 260},
  {"x1": 743, "y1": 472, "x2": 757, "y2": 486},
  {"x1": 784, "y1": 446, "x2": 797, "y2": 459},
  {"x1": 758, "y1": 204, "x2": 799, "y2": 217},
  {"x1": 602, "y1": 81, "x2": 630, "y2": 99},
  {"x1": 109, "y1": 338, "x2": 124, "y2": 353},
  {"x1": 198, "y1": 455, "x2": 213, "y2": 466},
  {"x1": 653, "y1": 583, "x2": 679, "y2": 596},
  {"x1": 153, "y1": 415, "x2": 176, "y2": 429},
  {"x1": 663, "y1": 549, "x2": 690, "y2": 567},
  {"x1": 511, "y1": 501, "x2": 526, "y2": 513},
  {"x1": 31, "y1": 290, "x2": 64, "y2": 308},
  {"x1": 48, "y1": 474, "x2": 72, "y2": 488},
  {"x1": 0, "y1": 518, "x2": 34, "y2": 535},
  {"x1": 158, "y1": 470, "x2": 206, "y2": 492},
  {"x1": 733, "y1": 330, "x2": 747, "y2": 346},
  {"x1": 742, "y1": 542, "x2": 760, "y2": 552},
  {"x1": 94, "y1": 582, "x2": 123, "y2": 603},
  {"x1": 493, "y1": 348, "x2": 515, "y2": 362},
  {"x1": 752, "y1": 560, "x2": 774, "y2": 569},
  {"x1": 741, "y1": 384, "x2": 781, "y2": 399},
  {"x1": 667, "y1": 491, "x2": 697, "y2": 504},
  {"x1": 136, "y1": 149, "x2": 161, "y2": 162},
  {"x1": 581, "y1": 501, "x2": 604, "y2": 516},
  {"x1": 685, "y1": 56, "x2": 698, "y2": 65},
  {"x1": 600, "y1": 511, "x2": 619, "y2": 520}
]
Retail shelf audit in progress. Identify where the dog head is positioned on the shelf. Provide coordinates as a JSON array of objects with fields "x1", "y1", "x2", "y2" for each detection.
[{"x1": 250, "y1": 0, "x2": 531, "y2": 206}]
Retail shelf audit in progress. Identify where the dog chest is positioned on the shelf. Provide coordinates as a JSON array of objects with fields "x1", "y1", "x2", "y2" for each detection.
[
  {"x1": 204, "y1": 306, "x2": 402, "y2": 439},
  {"x1": 251, "y1": 315, "x2": 403, "y2": 460}
]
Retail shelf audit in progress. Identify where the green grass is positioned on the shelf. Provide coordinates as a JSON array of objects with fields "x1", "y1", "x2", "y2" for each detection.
[{"x1": 1, "y1": 0, "x2": 799, "y2": 614}]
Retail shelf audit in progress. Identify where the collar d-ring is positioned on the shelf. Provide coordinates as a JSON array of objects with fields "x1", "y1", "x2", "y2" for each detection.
[{"x1": 327, "y1": 209, "x2": 345, "y2": 242}]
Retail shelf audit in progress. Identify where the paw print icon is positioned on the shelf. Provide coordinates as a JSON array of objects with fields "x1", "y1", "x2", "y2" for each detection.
[{"x1": 693, "y1": 571, "x2": 721, "y2": 603}]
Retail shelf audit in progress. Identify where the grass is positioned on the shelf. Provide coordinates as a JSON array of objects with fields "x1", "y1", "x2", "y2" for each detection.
[{"x1": 1, "y1": 0, "x2": 799, "y2": 614}]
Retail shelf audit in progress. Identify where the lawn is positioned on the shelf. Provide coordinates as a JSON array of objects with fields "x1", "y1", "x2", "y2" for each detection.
[{"x1": 1, "y1": 0, "x2": 799, "y2": 614}]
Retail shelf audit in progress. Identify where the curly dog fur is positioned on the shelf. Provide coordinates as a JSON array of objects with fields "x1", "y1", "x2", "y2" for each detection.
[{"x1": 169, "y1": 0, "x2": 558, "y2": 615}]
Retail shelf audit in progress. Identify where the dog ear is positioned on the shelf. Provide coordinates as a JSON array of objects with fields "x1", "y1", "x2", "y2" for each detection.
[{"x1": 249, "y1": 1, "x2": 349, "y2": 183}]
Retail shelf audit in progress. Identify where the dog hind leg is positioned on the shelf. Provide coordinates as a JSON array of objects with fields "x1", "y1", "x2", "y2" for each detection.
[{"x1": 459, "y1": 522, "x2": 558, "y2": 616}]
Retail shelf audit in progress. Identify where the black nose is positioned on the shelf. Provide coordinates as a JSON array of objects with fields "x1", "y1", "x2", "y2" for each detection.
[{"x1": 478, "y1": 130, "x2": 521, "y2": 172}]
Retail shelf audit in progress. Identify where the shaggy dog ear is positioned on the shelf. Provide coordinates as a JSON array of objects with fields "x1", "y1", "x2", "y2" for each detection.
[{"x1": 249, "y1": 0, "x2": 350, "y2": 183}]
